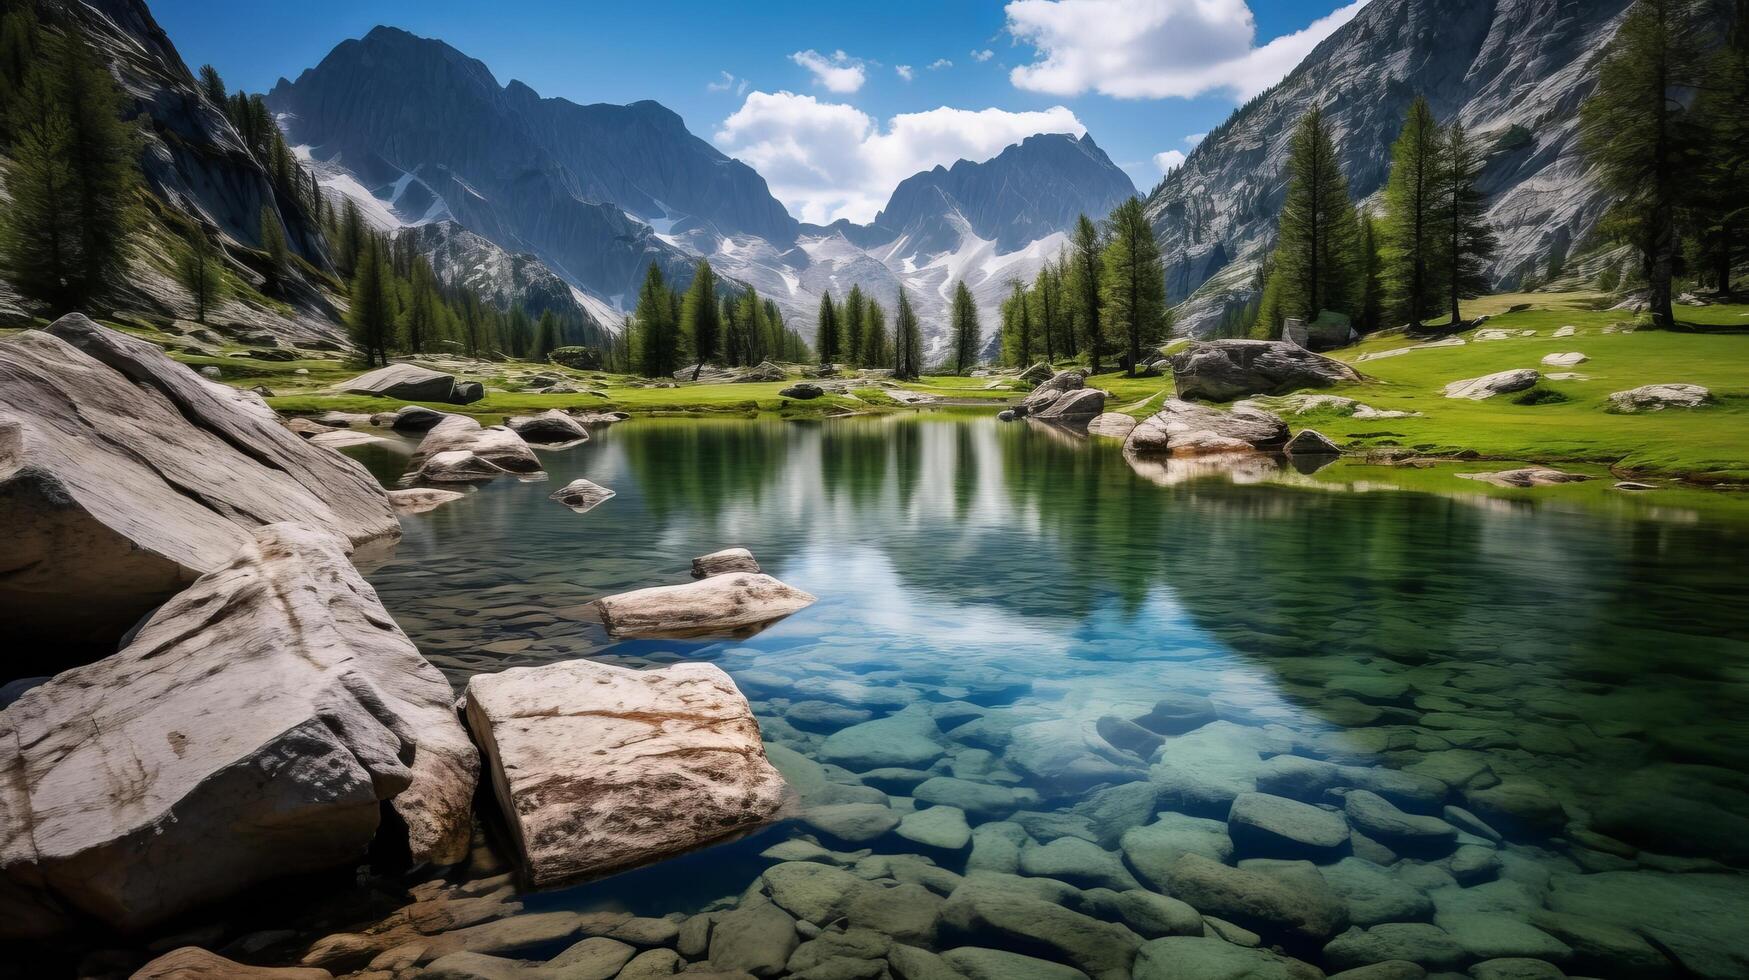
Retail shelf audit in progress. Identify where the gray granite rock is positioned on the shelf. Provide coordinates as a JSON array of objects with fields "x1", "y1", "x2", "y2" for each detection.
[{"x1": 1228, "y1": 792, "x2": 1351, "y2": 860}]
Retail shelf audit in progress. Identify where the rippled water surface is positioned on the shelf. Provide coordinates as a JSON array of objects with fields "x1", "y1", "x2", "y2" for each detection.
[{"x1": 352, "y1": 416, "x2": 1749, "y2": 978}]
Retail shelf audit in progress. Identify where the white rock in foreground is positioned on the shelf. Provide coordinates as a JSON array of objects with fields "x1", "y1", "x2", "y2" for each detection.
[
  {"x1": 0, "y1": 316, "x2": 399, "y2": 651},
  {"x1": 0, "y1": 524, "x2": 478, "y2": 936},
  {"x1": 595, "y1": 573, "x2": 816, "y2": 638},
  {"x1": 407, "y1": 415, "x2": 543, "y2": 484},
  {"x1": 1540, "y1": 351, "x2": 1588, "y2": 367},
  {"x1": 1607, "y1": 383, "x2": 1711, "y2": 413},
  {"x1": 464, "y1": 659, "x2": 785, "y2": 887},
  {"x1": 1443, "y1": 369, "x2": 1540, "y2": 400}
]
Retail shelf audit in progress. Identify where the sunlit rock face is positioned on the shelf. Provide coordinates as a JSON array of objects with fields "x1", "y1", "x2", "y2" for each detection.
[{"x1": 1146, "y1": 0, "x2": 1639, "y2": 335}]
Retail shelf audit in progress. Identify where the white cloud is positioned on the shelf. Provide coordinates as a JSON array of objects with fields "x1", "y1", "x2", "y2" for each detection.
[
  {"x1": 715, "y1": 91, "x2": 1086, "y2": 225},
  {"x1": 896, "y1": 64, "x2": 915, "y2": 81},
  {"x1": 1184, "y1": 132, "x2": 1206, "y2": 147},
  {"x1": 928, "y1": 58, "x2": 954, "y2": 70},
  {"x1": 1153, "y1": 149, "x2": 1186, "y2": 172},
  {"x1": 970, "y1": 49, "x2": 995, "y2": 62},
  {"x1": 790, "y1": 49, "x2": 868, "y2": 94},
  {"x1": 707, "y1": 71, "x2": 749, "y2": 95},
  {"x1": 1005, "y1": 0, "x2": 1370, "y2": 101}
]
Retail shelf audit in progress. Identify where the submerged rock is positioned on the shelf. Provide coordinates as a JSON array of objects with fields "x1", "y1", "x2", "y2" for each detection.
[
  {"x1": 595, "y1": 572, "x2": 816, "y2": 638},
  {"x1": 388, "y1": 487, "x2": 467, "y2": 514},
  {"x1": 1132, "y1": 937, "x2": 1322, "y2": 980},
  {"x1": 1163, "y1": 854, "x2": 1349, "y2": 950},
  {"x1": 942, "y1": 879, "x2": 1142, "y2": 980},
  {"x1": 1456, "y1": 468, "x2": 1592, "y2": 488},
  {"x1": 549, "y1": 478, "x2": 616, "y2": 513},
  {"x1": 1228, "y1": 791, "x2": 1352, "y2": 860},
  {"x1": 463, "y1": 658, "x2": 784, "y2": 888},
  {"x1": 134, "y1": 947, "x2": 334, "y2": 979},
  {"x1": 1170, "y1": 339, "x2": 1363, "y2": 401},
  {"x1": 0, "y1": 524, "x2": 478, "y2": 937},
  {"x1": 0, "y1": 316, "x2": 399, "y2": 653}
]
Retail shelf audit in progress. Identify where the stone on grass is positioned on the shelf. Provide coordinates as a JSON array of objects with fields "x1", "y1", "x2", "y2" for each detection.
[
  {"x1": 781, "y1": 383, "x2": 825, "y2": 399},
  {"x1": 694, "y1": 547, "x2": 761, "y2": 577},
  {"x1": 1607, "y1": 383, "x2": 1711, "y2": 412},
  {"x1": 1170, "y1": 339, "x2": 1363, "y2": 401},
  {"x1": 0, "y1": 318, "x2": 398, "y2": 652},
  {"x1": 1132, "y1": 937, "x2": 1323, "y2": 980},
  {"x1": 463, "y1": 659, "x2": 784, "y2": 887},
  {"x1": 595, "y1": 572, "x2": 816, "y2": 638},
  {"x1": 0, "y1": 525, "x2": 477, "y2": 936},
  {"x1": 1540, "y1": 352, "x2": 1587, "y2": 367},
  {"x1": 550, "y1": 479, "x2": 616, "y2": 513},
  {"x1": 1443, "y1": 370, "x2": 1539, "y2": 400},
  {"x1": 341, "y1": 362, "x2": 457, "y2": 402}
]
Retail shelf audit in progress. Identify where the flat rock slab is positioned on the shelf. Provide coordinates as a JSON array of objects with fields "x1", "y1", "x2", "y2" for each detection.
[
  {"x1": 1086, "y1": 413, "x2": 1138, "y2": 440},
  {"x1": 0, "y1": 524, "x2": 477, "y2": 936},
  {"x1": 595, "y1": 572, "x2": 816, "y2": 638},
  {"x1": 1607, "y1": 383, "x2": 1711, "y2": 412},
  {"x1": 0, "y1": 316, "x2": 399, "y2": 652},
  {"x1": 1170, "y1": 339, "x2": 1362, "y2": 401},
  {"x1": 1228, "y1": 792, "x2": 1351, "y2": 860},
  {"x1": 463, "y1": 658, "x2": 785, "y2": 887},
  {"x1": 1457, "y1": 468, "x2": 1591, "y2": 489},
  {"x1": 389, "y1": 487, "x2": 467, "y2": 514}
]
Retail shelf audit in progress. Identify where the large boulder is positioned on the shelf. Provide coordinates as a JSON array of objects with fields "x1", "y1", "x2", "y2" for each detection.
[
  {"x1": 1016, "y1": 370, "x2": 1086, "y2": 417},
  {"x1": 0, "y1": 317, "x2": 399, "y2": 655},
  {"x1": 340, "y1": 363, "x2": 457, "y2": 402},
  {"x1": 463, "y1": 659, "x2": 785, "y2": 887},
  {"x1": 505, "y1": 409, "x2": 589, "y2": 445},
  {"x1": 1032, "y1": 387, "x2": 1106, "y2": 424},
  {"x1": 1170, "y1": 340, "x2": 1362, "y2": 401},
  {"x1": 0, "y1": 524, "x2": 478, "y2": 938},
  {"x1": 406, "y1": 416, "x2": 543, "y2": 484},
  {"x1": 735, "y1": 361, "x2": 788, "y2": 383},
  {"x1": 1124, "y1": 399, "x2": 1290, "y2": 456},
  {"x1": 781, "y1": 382, "x2": 825, "y2": 399},
  {"x1": 594, "y1": 572, "x2": 817, "y2": 638},
  {"x1": 1283, "y1": 311, "x2": 1358, "y2": 352},
  {"x1": 1087, "y1": 414, "x2": 1138, "y2": 440}
]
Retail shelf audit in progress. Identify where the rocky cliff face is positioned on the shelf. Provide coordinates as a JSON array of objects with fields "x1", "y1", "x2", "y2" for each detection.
[
  {"x1": 402, "y1": 222, "x2": 607, "y2": 340},
  {"x1": 1146, "y1": 0, "x2": 1635, "y2": 336}
]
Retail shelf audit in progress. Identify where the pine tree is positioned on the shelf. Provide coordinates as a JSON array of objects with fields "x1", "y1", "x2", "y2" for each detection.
[
  {"x1": 177, "y1": 229, "x2": 222, "y2": 323},
  {"x1": 842, "y1": 284, "x2": 866, "y2": 367},
  {"x1": 0, "y1": 7, "x2": 40, "y2": 123},
  {"x1": 0, "y1": 66, "x2": 78, "y2": 309},
  {"x1": 1581, "y1": 0, "x2": 1707, "y2": 327},
  {"x1": 1101, "y1": 196, "x2": 1169, "y2": 376},
  {"x1": 347, "y1": 237, "x2": 393, "y2": 366},
  {"x1": 534, "y1": 310, "x2": 561, "y2": 360},
  {"x1": 681, "y1": 259, "x2": 720, "y2": 379},
  {"x1": 863, "y1": 299, "x2": 889, "y2": 367},
  {"x1": 1440, "y1": 122, "x2": 1497, "y2": 323},
  {"x1": 1273, "y1": 105, "x2": 1359, "y2": 325},
  {"x1": 1067, "y1": 214, "x2": 1104, "y2": 372},
  {"x1": 949, "y1": 280, "x2": 979, "y2": 374},
  {"x1": 507, "y1": 304, "x2": 533, "y2": 358},
  {"x1": 337, "y1": 198, "x2": 364, "y2": 276},
  {"x1": 1033, "y1": 260, "x2": 1066, "y2": 361},
  {"x1": 197, "y1": 64, "x2": 226, "y2": 109},
  {"x1": 893, "y1": 288, "x2": 923, "y2": 380},
  {"x1": 1356, "y1": 214, "x2": 1385, "y2": 333},
  {"x1": 816, "y1": 292, "x2": 841, "y2": 366},
  {"x1": 401, "y1": 258, "x2": 438, "y2": 353},
  {"x1": 634, "y1": 263, "x2": 681, "y2": 377},
  {"x1": 1381, "y1": 97, "x2": 1448, "y2": 329},
  {"x1": 1691, "y1": 0, "x2": 1749, "y2": 294},
  {"x1": 259, "y1": 205, "x2": 288, "y2": 292},
  {"x1": 721, "y1": 291, "x2": 748, "y2": 366},
  {"x1": 1002, "y1": 279, "x2": 1033, "y2": 366}
]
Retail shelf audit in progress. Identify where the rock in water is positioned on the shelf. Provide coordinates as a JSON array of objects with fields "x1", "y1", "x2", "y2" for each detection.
[
  {"x1": 0, "y1": 317, "x2": 399, "y2": 655},
  {"x1": 1606, "y1": 383, "x2": 1712, "y2": 412},
  {"x1": 133, "y1": 948, "x2": 335, "y2": 979},
  {"x1": 1087, "y1": 413, "x2": 1138, "y2": 440},
  {"x1": 1169, "y1": 340, "x2": 1362, "y2": 401},
  {"x1": 463, "y1": 659, "x2": 785, "y2": 887},
  {"x1": 388, "y1": 487, "x2": 467, "y2": 514},
  {"x1": 1015, "y1": 370, "x2": 1087, "y2": 417},
  {"x1": 1284, "y1": 428, "x2": 1341, "y2": 456},
  {"x1": 505, "y1": 409, "x2": 590, "y2": 444},
  {"x1": 1124, "y1": 399, "x2": 1290, "y2": 456},
  {"x1": 550, "y1": 479, "x2": 616, "y2": 513},
  {"x1": 1032, "y1": 387, "x2": 1106, "y2": 424},
  {"x1": 1443, "y1": 369, "x2": 1539, "y2": 400},
  {"x1": 595, "y1": 573, "x2": 816, "y2": 638},
  {"x1": 0, "y1": 524, "x2": 478, "y2": 937},
  {"x1": 407, "y1": 415, "x2": 544, "y2": 484},
  {"x1": 693, "y1": 547, "x2": 762, "y2": 578},
  {"x1": 340, "y1": 362, "x2": 457, "y2": 402},
  {"x1": 1457, "y1": 468, "x2": 1592, "y2": 488}
]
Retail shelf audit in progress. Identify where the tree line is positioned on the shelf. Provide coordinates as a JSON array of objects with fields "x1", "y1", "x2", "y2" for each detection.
[
  {"x1": 994, "y1": 197, "x2": 1171, "y2": 376},
  {"x1": 622, "y1": 260, "x2": 817, "y2": 379}
]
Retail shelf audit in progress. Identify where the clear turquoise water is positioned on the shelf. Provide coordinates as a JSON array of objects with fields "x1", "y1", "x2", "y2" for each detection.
[{"x1": 351, "y1": 415, "x2": 1749, "y2": 978}]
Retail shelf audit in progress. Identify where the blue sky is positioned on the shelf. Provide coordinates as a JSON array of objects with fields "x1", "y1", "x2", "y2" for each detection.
[{"x1": 153, "y1": 0, "x2": 1366, "y2": 224}]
